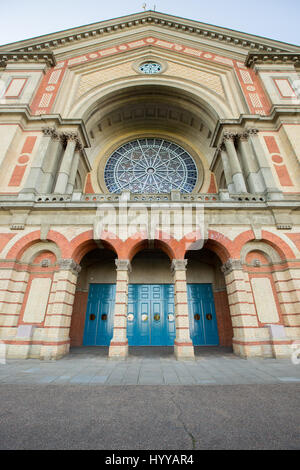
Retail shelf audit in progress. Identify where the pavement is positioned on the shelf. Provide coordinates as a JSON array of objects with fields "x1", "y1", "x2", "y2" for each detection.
[
  {"x1": 0, "y1": 347, "x2": 299, "y2": 450},
  {"x1": 0, "y1": 346, "x2": 300, "y2": 386}
]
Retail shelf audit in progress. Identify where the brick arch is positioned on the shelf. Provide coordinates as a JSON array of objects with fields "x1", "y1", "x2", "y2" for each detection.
[
  {"x1": 233, "y1": 229, "x2": 296, "y2": 261},
  {"x1": 118, "y1": 232, "x2": 175, "y2": 261},
  {"x1": 6, "y1": 229, "x2": 69, "y2": 261},
  {"x1": 203, "y1": 230, "x2": 235, "y2": 263},
  {"x1": 69, "y1": 230, "x2": 119, "y2": 263}
]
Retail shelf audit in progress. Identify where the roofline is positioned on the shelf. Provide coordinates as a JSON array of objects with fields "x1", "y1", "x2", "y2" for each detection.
[{"x1": 0, "y1": 10, "x2": 299, "y2": 54}]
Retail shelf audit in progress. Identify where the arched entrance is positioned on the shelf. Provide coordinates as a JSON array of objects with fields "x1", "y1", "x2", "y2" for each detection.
[
  {"x1": 127, "y1": 248, "x2": 175, "y2": 347},
  {"x1": 69, "y1": 247, "x2": 117, "y2": 347},
  {"x1": 185, "y1": 247, "x2": 233, "y2": 349}
]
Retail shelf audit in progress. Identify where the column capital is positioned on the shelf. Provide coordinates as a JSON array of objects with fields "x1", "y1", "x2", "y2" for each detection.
[
  {"x1": 61, "y1": 132, "x2": 83, "y2": 151},
  {"x1": 217, "y1": 142, "x2": 226, "y2": 152},
  {"x1": 247, "y1": 128, "x2": 259, "y2": 136},
  {"x1": 58, "y1": 258, "x2": 81, "y2": 274},
  {"x1": 171, "y1": 259, "x2": 188, "y2": 272},
  {"x1": 115, "y1": 259, "x2": 132, "y2": 272},
  {"x1": 42, "y1": 127, "x2": 59, "y2": 139},
  {"x1": 236, "y1": 132, "x2": 249, "y2": 142},
  {"x1": 223, "y1": 132, "x2": 237, "y2": 142},
  {"x1": 221, "y1": 258, "x2": 242, "y2": 275}
]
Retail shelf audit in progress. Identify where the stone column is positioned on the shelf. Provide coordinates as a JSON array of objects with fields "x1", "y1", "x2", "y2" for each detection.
[
  {"x1": 20, "y1": 127, "x2": 55, "y2": 195},
  {"x1": 219, "y1": 144, "x2": 235, "y2": 193},
  {"x1": 221, "y1": 259, "x2": 260, "y2": 358},
  {"x1": 41, "y1": 131, "x2": 64, "y2": 193},
  {"x1": 53, "y1": 133, "x2": 81, "y2": 194},
  {"x1": 247, "y1": 129, "x2": 283, "y2": 199},
  {"x1": 237, "y1": 132, "x2": 265, "y2": 193},
  {"x1": 223, "y1": 133, "x2": 248, "y2": 193},
  {"x1": 41, "y1": 258, "x2": 81, "y2": 360},
  {"x1": 66, "y1": 151, "x2": 80, "y2": 194},
  {"x1": 172, "y1": 259, "x2": 195, "y2": 360},
  {"x1": 108, "y1": 259, "x2": 131, "y2": 359}
]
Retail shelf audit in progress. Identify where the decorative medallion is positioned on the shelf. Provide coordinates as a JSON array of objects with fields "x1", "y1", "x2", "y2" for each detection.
[{"x1": 104, "y1": 138, "x2": 198, "y2": 194}]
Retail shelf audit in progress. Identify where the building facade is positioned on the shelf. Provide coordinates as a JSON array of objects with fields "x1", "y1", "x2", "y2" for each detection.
[{"x1": 0, "y1": 11, "x2": 299, "y2": 361}]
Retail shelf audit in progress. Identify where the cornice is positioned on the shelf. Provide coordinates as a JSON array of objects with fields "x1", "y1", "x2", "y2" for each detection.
[
  {"x1": 245, "y1": 52, "x2": 300, "y2": 68},
  {"x1": 210, "y1": 105, "x2": 300, "y2": 149},
  {"x1": 1, "y1": 11, "x2": 299, "y2": 57},
  {"x1": 0, "y1": 51, "x2": 56, "y2": 68}
]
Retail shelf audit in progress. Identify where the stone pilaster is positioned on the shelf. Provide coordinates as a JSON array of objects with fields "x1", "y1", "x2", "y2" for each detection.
[
  {"x1": 20, "y1": 127, "x2": 56, "y2": 195},
  {"x1": 41, "y1": 258, "x2": 81, "y2": 360},
  {"x1": 221, "y1": 259, "x2": 260, "y2": 358},
  {"x1": 247, "y1": 129, "x2": 283, "y2": 200},
  {"x1": 108, "y1": 259, "x2": 131, "y2": 359},
  {"x1": 171, "y1": 259, "x2": 195, "y2": 360}
]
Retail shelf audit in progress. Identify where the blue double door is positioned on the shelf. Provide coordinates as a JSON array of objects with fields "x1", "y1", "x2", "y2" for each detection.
[
  {"x1": 83, "y1": 283, "x2": 219, "y2": 346},
  {"x1": 127, "y1": 284, "x2": 176, "y2": 346},
  {"x1": 83, "y1": 284, "x2": 116, "y2": 346},
  {"x1": 187, "y1": 284, "x2": 219, "y2": 346}
]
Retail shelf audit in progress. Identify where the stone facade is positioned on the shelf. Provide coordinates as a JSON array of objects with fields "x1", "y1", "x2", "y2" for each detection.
[{"x1": 0, "y1": 11, "x2": 299, "y2": 360}]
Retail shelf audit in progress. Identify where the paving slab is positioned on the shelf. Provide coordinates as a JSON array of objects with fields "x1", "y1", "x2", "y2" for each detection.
[{"x1": 0, "y1": 346, "x2": 299, "y2": 386}]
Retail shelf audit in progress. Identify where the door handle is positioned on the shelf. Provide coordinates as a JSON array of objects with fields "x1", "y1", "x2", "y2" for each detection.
[
  {"x1": 206, "y1": 314, "x2": 212, "y2": 320},
  {"x1": 154, "y1": 314, "x2": 160, "y2": 321},
  {"x1": 194, "y1": 314, "x2": 200, "y2": 321},
  {"x1": 89, "y1": 314, "x2": 96, "y2": 321}
]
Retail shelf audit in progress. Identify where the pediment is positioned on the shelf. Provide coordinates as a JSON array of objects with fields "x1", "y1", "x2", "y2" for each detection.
[{"x1": 1, "y1": 10, "x2": 299, "y2": 60}]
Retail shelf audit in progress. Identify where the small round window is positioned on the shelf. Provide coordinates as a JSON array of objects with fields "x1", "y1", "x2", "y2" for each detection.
[{"x1": 139, "y1": 62, "x2": 162, "y2": 74}]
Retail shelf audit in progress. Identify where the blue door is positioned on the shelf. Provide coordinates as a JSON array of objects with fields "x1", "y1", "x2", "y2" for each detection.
[
  {"x1": 127, "y1": 284, "x2": 175, "y2": 346},
  {"x1": 187, "y1": 284, "x2": 219, "y2": 346},
  {"x1": 83, "y1": 284, "x2": 116, "y2": 346}
]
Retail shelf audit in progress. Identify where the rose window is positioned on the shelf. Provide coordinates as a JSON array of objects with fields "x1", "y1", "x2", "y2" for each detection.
[{"x1": 104, "y1": 138, "x2": 198, "y2": 194}]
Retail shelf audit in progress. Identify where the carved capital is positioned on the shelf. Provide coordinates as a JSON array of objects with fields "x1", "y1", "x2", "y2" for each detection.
[
  {"x1": 247, "y1": 128, "x2": 259, "y2": 136},
  {"x1": 42, "y1": 127, "x2": 58, "y2": 139},
  {"x1": 221, "y1": 259, "x2": 242, "y2": 275},
  {"x1": 223, "y1": 132, "x2": 237, "y2": 142},
  {"x1": 58, "y1": 258, "x2": 81, "y2": 274},
  {"x1": 171, "y1": 259, "x2": 188, "y2": 272},
  {"x1": 115, "y1": 259, "x2": 132, "y2": 272},
  {"x1": 217, "y1": 142, "x2": 226, "y2": 153},
  {"x1": 61, "y1": 132, "x2": 83, "y2": 151},
  {"x1": 237, "y1": 132, "x2": 249, "y2": 142}
]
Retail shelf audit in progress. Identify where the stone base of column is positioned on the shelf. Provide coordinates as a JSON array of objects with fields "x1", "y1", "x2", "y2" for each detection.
[
  {"x1": 108, "y1": 340, "x2": 128, "y2": 360},
  {"x1": 174, "y1": 341, "x2": 195, "y2": 361}
]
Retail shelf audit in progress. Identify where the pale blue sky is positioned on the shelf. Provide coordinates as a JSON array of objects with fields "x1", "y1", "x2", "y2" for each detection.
[{"x1": 0, "y1": 0, "x2": 299, "y2": 47}]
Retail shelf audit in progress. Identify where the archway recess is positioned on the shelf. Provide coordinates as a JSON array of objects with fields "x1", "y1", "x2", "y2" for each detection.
[{"x1": 73, "y1": 83, "x2": 226, "y2": 194}]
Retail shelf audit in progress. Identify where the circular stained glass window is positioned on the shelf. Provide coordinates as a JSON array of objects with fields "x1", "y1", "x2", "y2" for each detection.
[
  {"x1": 104, "y1": 138, "x2": 198, "y2": 194},
  {"x1": 139, "y1": 62, "x2": 162, "y2": 74}
]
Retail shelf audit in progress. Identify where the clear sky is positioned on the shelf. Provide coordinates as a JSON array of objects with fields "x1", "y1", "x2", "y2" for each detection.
[{"x1": 0, "y1": 0, "x2": 299, "y2": 47}]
